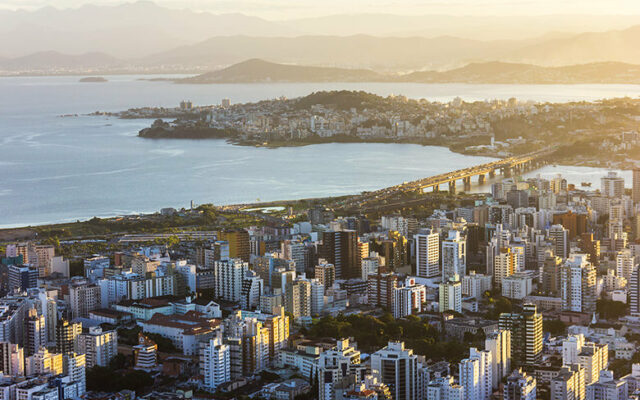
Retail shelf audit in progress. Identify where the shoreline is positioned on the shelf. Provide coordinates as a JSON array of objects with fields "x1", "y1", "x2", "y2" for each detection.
[
  {"x1": 0, "y1": 154, "x2": 633, "y2": 234},
  {"x1": 139, "y1": 131, "x2": 635, "y2": 171}
]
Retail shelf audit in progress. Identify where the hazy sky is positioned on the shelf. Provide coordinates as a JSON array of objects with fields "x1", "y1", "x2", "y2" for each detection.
[{"x1": 3, "y1": 0, "x2": 640, "y2": 19}]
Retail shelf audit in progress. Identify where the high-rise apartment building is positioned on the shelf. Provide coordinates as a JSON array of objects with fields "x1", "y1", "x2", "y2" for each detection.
[
  {"x1": 393, "y1": 278, "x2": 427, "y2": 319},
  {"x1": 200, "y1": 336, "x2": 231, "y2": 390},
  {"x1": 560, "y1": 254, "x2": 597, "y2": 314},
  {"x1": 320, "y1": 230, "x2": 358, "y2": 279},
  {"x1": 69, "y1": 281, "x2": 101, "y2": 319},
  {"x1": 579, "y1": 233, "x2": 600, "y2": 266},
  {"x1": 499, "y1": 304, "x2": 542, "y2": 367},
  {"x1": 439, "y1": 275, "x2": 462, "y2": 313},
  {"x1": 442, "y1": 231, "x2": 466, "y2": 281},
  {"x1": 371, "y1": 342, "x2": 417, "y2": 400},
  {"x1": 633, "y1": 168, "x2": 640, "y2": 204},
  {"x1": 459, "y1": 348, "x2": 492, "y2": 400},
  {"x1": 586, "y1": 370, "x2": 627, "y2": 400},
  {"x1": 240, "y1": 269, "x2": 263, "y2": 310},
  {"x1": 318, "y1": 338, "x2": 362, "y2": 400},
  {"x1": 310, "y1": 279, "x2": 325, "y2": 316},
  {"x1": 8, "y1": 265, "x2": 38, "y2": 292},
  {"x1": 551, "y1": 364, "x2": 586, "y2": 400},
  {"x1": 562, "y1": 334, "x2": 608, "y2": 385},
  {"x1": 504, "y1": 369, "x2": 537, "y2": 400},
  {"x1": 462, "y1": 272, "x2": 492, "y2": 299},
  {"x1": 601, "y1": 172, "x2": 624, "y2": 198},
  {"x1": 213, "y1": 259, "x2": 249, "y2": 303},
  {"x1": 25, "y1": 347, "x2": 63, "y2": 376},
  {"x1": 367, "y1": 273, "x2": 398, "y2": 309},
  {"x1": 630, "y1": 265, "x2": 640, "y2": 315},
  {"x1": 24, "y1": 308, "x2": 46, "y2": 356},
  {"x1": 64, "y1": 352, "x2": 86, "y2": 396},
  {"x1": 361, "y1": 254, "x2": 381, "y2": 281},
  {"x1": 485, "y1": 330, "x2": 511, "y2": 389},
  {"x1": 493, "y1": 248, "x2": 516, "y2": 288},
  {"x1": 549, "y1": 225, "x2": 569, "y2": 259},
  {"x1": 315, "y1": 261, "x2": 336, "y2": 290},
  {"x1": 553, "y1": 211, "x2": 588, "y2": 240},
  {"x1": 540, "y1": 255, "x2": 562, "y2": 296},
  {"x1": 77, "y1": 326, "x2": 118, "y2": 368},
  {"x1": 615, "y1": 249, "x2": 635, "y2": 280},
  {"x1": 415, "y1": 229, "x2": 440, "y2": 278},
  {"x1": 34, "y1": 245, "x2": 55, "y2": 278},
  {"x1": 217, "y1": 230, "x2": 250, "y2": 262},
  {"x1": 281, "y1": 240, "x2": 308, "y2": 274},
  {"x1": 0, "y1": 342, "x2": 24, "y2": 377},
  {"x1": 285, "y1": 277, "x2": 311, "y2": 319}
]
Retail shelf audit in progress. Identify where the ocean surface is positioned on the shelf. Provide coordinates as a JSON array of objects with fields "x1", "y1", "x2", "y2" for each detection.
[{"x1": 1, "y1": 75, "x2": 639, "y2": 228}]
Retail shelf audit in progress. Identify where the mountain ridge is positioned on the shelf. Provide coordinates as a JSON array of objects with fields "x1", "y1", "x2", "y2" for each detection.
[{"x1": 181, "y1": 58, "x2": 640, "y2": 84}]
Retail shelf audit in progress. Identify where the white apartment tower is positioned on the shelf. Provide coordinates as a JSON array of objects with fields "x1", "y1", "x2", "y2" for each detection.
[
  {"x1": 415, "y1": 230, "x2": 440, "y2": 278},
  {"x1": 439, "y1": 275, "x2": 462, "y2": 313},
  {"x1": 442, "y1": 231, "x2": 466, "y2": 281},
  {"x1": 601, "y1": 171, "x2": 625, "y2": 198},
  {"x1": 69, "y1": 282, "x2": 101, "y2": 319},
  {"x1": 201, "y1": 336, "x2": 231, "y2": 390},
  {"x1": 77, "y1": 326, "x2": 117, "y2": 368},
  {"x1": 64, "y1": 352, "x2": 86, "y2": 397},
  {"x1": 616, "y1": 249, "x2": 635, "y2": 280},
  {"x1": 214, "y1": 259, "x2": 248, "y2": 303},
  {"x1": 560, "y1": 254, "x2": 597, "y2": 314},
  {"x1": 459, "y1": 348, "x2": 492, "y2": 400},
  {"x1": 485, "y1": 330, "x2": 511, "y2": 389}
]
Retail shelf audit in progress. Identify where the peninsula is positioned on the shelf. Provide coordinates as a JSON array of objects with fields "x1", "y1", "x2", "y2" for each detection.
[{"x1": 89, "y1": 90, "x2": 640, "y2": 170}]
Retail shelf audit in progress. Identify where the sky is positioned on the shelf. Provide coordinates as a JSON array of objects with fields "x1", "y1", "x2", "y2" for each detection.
[{"x1": 2, "y1": 0, "x2": 640, "y2": 19}]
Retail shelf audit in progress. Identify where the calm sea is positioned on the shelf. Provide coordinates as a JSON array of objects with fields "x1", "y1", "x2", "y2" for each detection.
[{"x1": 1, "y1": 75, "x2": 638, "y2": 228}]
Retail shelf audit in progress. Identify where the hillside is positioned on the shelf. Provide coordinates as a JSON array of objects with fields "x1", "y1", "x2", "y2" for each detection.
[
  {"x1": 0, "y1": 51, "x2": 122, "y2": 71},
  {"x1": 180, "y1": 59, "x2": 385, "y2": 83},
  {"x1": 182, "y1": 59, "x2": 640, "y2": 84},
  {"x1": 503, "y1": 25, "x2": 640, "y2": 66}
]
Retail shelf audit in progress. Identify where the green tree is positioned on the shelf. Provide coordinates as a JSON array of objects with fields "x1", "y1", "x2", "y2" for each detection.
[
  {"x1": 544, "y1": 320, "x2": 567, "y2": 335},
  {"x1": 597, "y1": 299, "x2": 628, "y2": 320}
]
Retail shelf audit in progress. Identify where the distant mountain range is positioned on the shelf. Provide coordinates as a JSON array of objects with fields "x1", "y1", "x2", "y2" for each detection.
[
  {"x1": 2, "y1": 2, "x2": 640, "y2": 59},
  {"x1": 141, "y1": 35, "x2": 522, "y2": 72},
  {"x1": 181, "y1": 59, "x2": 640, "y2": 84},
  {"x1": 3, "y1": 2, "x2": 640, "y2": 73},
  {"x1": 277, "y1": 13, "x2": 640, "y2": 41},
  {"x1": 0, "y1": 1, "x2": 296, "y2": 59},
  {"x1": 143, "y1": 25, "x2": 640, "y2": 71}
]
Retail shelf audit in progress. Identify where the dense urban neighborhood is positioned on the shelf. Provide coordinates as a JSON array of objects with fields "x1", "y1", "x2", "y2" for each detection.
[
  {"x1": 2, "y1": 165, "x2": 640, "y2": 400},
  {"x1": 98, "y1": 91, "x2": 640, "y2": 169}
]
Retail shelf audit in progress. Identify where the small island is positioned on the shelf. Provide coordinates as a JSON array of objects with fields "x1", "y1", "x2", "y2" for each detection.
[{"x1": 79, "y1": 76, "x2": 107, "y2": 83}]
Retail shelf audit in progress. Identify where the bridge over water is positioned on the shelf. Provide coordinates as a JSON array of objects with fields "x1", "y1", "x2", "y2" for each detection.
[{"x1": 347, "y1": 147, "x2": 556, "y2": 207}]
